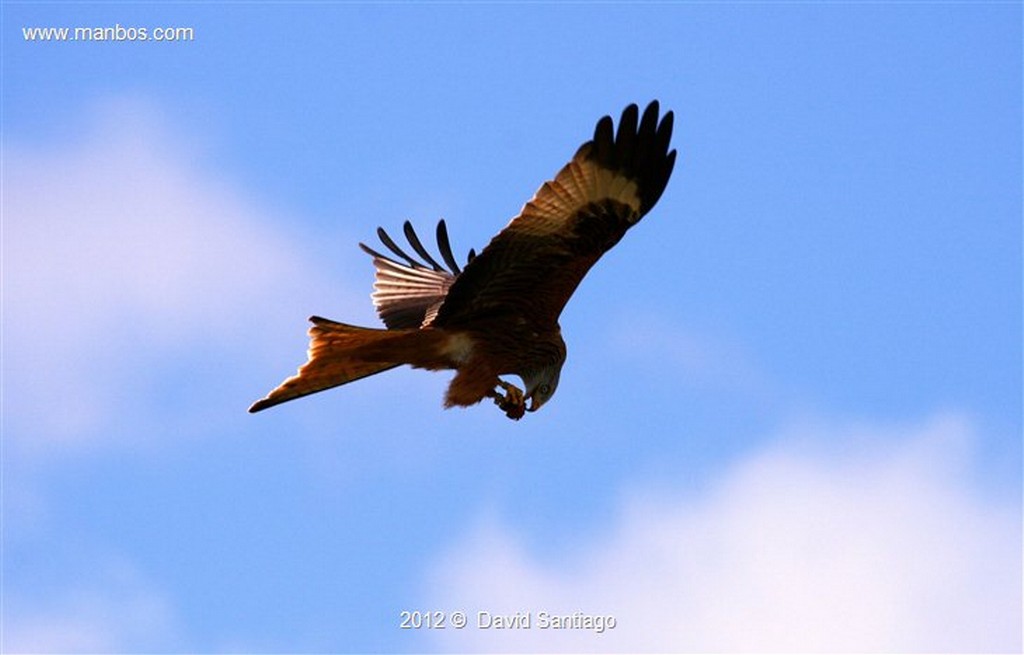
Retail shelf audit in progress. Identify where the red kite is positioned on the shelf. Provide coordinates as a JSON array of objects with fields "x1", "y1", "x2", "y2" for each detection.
[{"x1": 250, "y1": 101, "x2": 676, "y2": 419}]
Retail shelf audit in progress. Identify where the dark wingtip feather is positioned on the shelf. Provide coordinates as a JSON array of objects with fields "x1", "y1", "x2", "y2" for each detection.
[
  {"x1": 655, "y1": 109, "x2": 674, "y2": 160},
  {"x1": 638, "y1": 101, "x2": 660, "y2": 140},
  {"x1": 614, "y1": 103, "x2": 639, "y2": 155},
  {"x1": 363, "y1": 220, "x2": 471, "y2": 277},
  {"x1": 403, "y1": 221, "x2": 445, "y2": 271},
  {"x1": 358, "y1": 241, "x2": 386, "y2": 260},
  {"x1": 644, "y1": 148, "x2": 677, "y2": 212},
  {"x1": 592, "y1": 115, "x2": 615, "y2": 168},
  {"x1": 583, "y1": 100, "x2": 676, "y2": 215},
  {"x1": 436, "y1": 220, "x2": 463, "y2": 275},
  {"x1": 375, "y1": 225, "x2": 420, "y2": 268}
]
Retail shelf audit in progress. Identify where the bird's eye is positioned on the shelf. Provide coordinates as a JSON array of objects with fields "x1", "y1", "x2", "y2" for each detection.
[{"x1": 538, "y1": 384, "x2": 551, "y2": 396}]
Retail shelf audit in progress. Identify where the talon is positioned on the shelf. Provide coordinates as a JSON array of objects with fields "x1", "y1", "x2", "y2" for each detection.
[{"x1": 488, "y1": 380, "x2": 527, "y2": 420}]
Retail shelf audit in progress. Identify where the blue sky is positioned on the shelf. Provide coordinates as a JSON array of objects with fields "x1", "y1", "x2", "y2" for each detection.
[{"x1": 3, "y1": 2, "x2": 1021, "y2": 652}]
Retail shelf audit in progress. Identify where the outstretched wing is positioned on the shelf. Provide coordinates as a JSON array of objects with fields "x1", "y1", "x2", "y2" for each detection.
[
  {"x1": 433, "y1": 101, "x2": 676, "y2": 330},
  {"x1": 359, "y1": 220, "x2": 476, "y2": 329}
]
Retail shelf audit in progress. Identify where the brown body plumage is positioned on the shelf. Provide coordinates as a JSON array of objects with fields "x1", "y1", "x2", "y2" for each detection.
[{"x1": 250, "y1": 101, "x2": 676, "y2": 419}]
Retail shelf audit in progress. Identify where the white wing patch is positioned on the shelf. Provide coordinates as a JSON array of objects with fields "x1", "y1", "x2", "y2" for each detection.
[{"x1": 511, "y1": 156, "x2": 641, "y2": 237}]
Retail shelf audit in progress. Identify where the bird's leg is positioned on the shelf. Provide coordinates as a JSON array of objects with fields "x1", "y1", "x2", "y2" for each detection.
[{"x1": 487, "y1": 379, "x2": 527, "y2": 421}]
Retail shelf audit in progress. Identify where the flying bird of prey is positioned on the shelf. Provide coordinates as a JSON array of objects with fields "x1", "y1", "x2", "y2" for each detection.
[{"x1": 250, "y1": 101, "x2": 676, "y2": 420}]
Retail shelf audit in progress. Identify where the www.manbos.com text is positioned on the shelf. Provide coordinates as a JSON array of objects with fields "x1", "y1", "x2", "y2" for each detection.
[{"x1": 23, "y1": 24, "x2": 195, "y2": 43}]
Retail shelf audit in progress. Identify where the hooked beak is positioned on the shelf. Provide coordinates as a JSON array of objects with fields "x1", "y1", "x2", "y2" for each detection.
[{"x1": 526, "y1": 392, "x2": 542, "y2": 412}]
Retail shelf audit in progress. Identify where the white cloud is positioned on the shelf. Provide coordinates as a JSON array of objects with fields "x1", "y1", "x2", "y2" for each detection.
[
  {"x1": 3, "y1": 97, "x2": 344, "y2": 454},
  {"x1": 426, "y1": 413, "x2": 1022, "y2": 652},
  {"x1": 3, "y1": 557, "x2": 176, "y2": 653}
]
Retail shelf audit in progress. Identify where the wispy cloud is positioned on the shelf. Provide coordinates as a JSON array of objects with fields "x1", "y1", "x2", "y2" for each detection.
[
  {"x1": 426, "y1": 413, "x2": 1021, "y2": 652},
  {"x1": 3, "y1": 96, "x2": 339, "y2": 652},
  {"x1": 4, "y1": 97, "x2": 341, "y2": 456}
]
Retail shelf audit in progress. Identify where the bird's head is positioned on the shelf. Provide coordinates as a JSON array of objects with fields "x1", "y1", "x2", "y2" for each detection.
[{"x1": 522, "y1": 362, "x2": 562, "y2": 413}]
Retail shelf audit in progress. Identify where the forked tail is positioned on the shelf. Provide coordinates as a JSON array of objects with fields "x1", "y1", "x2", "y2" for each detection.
[{"x1": 248, "y1": 316, "x2": 441, "y2": 413}]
